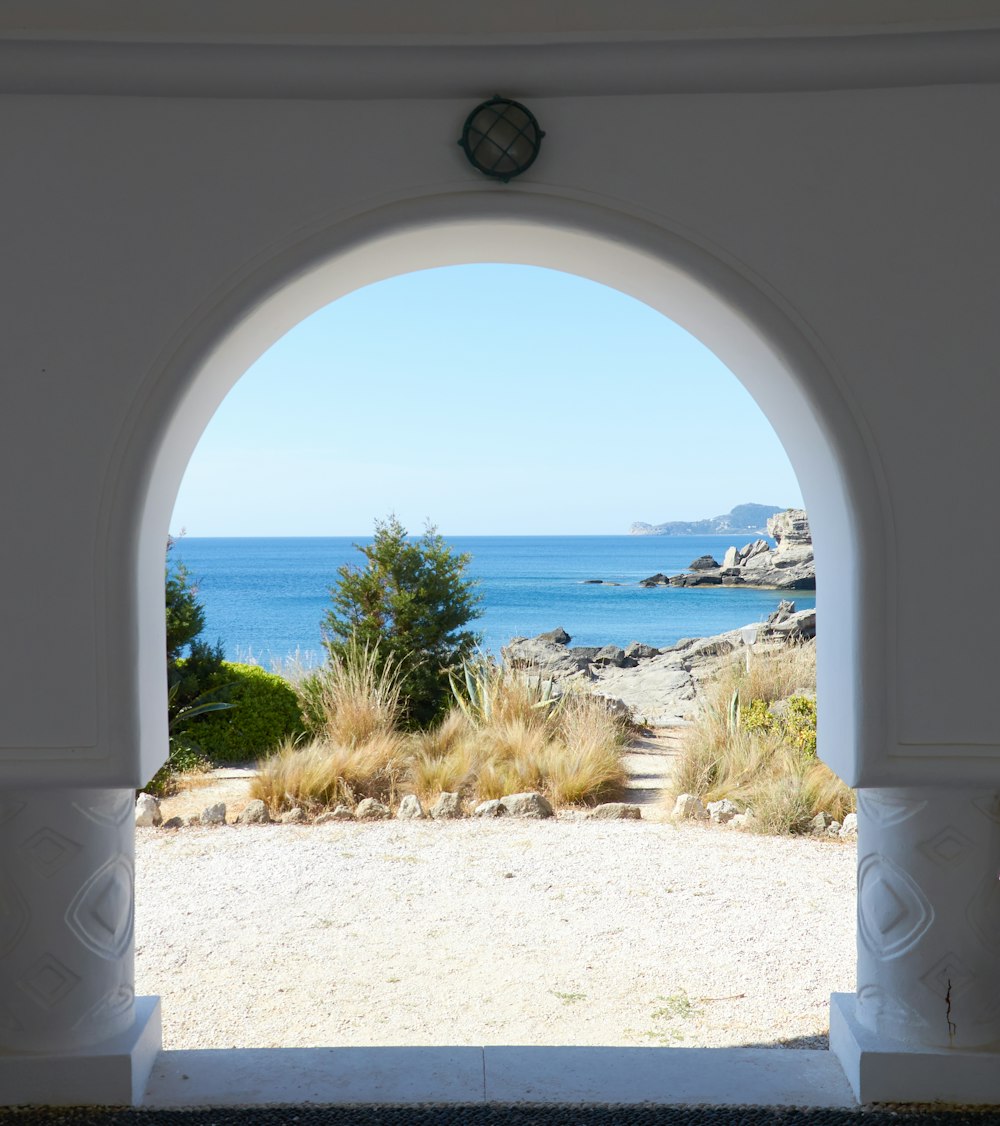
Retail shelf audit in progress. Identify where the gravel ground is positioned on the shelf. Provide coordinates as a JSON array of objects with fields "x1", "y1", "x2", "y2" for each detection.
[{"x1": 134, "y1": 818, "x2": 856, "y2": 1051}]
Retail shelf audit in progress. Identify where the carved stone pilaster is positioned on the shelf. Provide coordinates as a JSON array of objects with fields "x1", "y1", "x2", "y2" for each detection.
[
  {"x1": 854, "y1": 787, "x2": 1000, "y2": 1050},
  {"x1": 0, "y1": 788, "x2": 135, "y2": 1052}
]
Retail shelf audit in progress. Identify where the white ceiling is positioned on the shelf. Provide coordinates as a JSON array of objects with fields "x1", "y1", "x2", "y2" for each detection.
[{"x1": 2, "y1": 0, "x2": 999, "y2": 45}]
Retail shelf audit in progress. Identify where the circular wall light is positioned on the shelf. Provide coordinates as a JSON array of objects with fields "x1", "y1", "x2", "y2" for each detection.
[{"x1": 458, "y1": 96, "x2": 544, "y2": 182}]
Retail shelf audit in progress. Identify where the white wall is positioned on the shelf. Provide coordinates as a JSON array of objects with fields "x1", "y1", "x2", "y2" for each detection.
[{"x1": 1, "y1": 78, "x2": 997, "y2": 787}]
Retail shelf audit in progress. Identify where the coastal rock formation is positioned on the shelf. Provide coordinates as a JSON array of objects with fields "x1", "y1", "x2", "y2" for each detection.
[
  {"x1": 504, "y1": 603, "x2": 816, "y2": 727},
  {"x1": 640, "y1": 508, "x2": 815, "y2": 591}
]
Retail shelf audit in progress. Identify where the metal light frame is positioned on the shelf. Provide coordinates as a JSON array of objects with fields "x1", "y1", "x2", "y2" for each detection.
[{"x1": 458, "y1": 96, "x2": 545, "y2": 182}]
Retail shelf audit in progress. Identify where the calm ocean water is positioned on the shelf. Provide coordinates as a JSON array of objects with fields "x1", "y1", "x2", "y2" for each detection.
[{"x1": 169, "y1": 536, "x2": 816, "y2": 668}]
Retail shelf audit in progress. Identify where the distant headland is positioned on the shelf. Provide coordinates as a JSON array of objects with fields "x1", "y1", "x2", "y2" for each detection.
[{"x1": 629, "y1": 502, "x2": 784, "y2": 537}]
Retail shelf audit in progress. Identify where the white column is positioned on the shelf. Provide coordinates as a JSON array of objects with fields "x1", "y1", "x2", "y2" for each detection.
[
  {"x1": 0, "y1": 787, "x2": 160, "y2": 1105},
  {"x1": 831, "y1": 786, "x2": 1000, "y2": 1104}
]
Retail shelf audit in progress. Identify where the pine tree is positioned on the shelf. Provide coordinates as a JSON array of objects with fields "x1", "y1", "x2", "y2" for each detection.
[{"x1": 323, "y1": 516, "x2": 482, "y2": 727}]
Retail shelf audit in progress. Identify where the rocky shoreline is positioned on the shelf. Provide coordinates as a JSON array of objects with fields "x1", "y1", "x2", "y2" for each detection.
[
  {"x1": 504, "y1": 599, "x2": 815, "y2": 728},
  {"x1": 639, "y1": 509, "x2": 815, "y2": 592}
]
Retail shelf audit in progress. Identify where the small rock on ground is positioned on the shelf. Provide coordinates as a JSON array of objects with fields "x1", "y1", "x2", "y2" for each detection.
[
  {"x1": 499, "y1": 792, "x2": 554, "y2": 819},
  {"x1": 355, "y1": 798, "x2": 390, "y2": 821},
  {"x1": 590, "y1": 803, "x2": 642, "y2": 820},
  {"x1": 672, "y1": 793, "x2": 709, "y2": 821},
  {"x1": 430, "y1": 792, "x2": 462, "y2": 820},
  {"x1": 135, "y1": 793, "x2": 162, "y2": 828},
  {"x1": 396, "y1": 795, "x2": 426, "y2": 820},
  {"x1": 200, "y1": 802, "x2": 227, "y2": 825},
  {"x1": 235, "y1": 799, "x2": 270, "y2": 825},
  {"x1": 474, "y1": 800, "x2": 506, "y2": 818}
]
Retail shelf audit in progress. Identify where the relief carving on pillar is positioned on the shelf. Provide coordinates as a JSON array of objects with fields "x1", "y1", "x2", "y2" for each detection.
[
  {"x1": 0, "y1": 789, "x2": 135, "y2": 1051},
  {"x1": 857, "y1": 853, "x2": 934, "y2": 960},
  {"x1": 856, "y1": 787, "x2": 1000, "y2": 1050}
]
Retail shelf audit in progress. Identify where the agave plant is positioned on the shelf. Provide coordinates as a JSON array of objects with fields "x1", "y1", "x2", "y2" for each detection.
[{"x1": 448, "y1": 657, "x2": 559, "y2": 728}]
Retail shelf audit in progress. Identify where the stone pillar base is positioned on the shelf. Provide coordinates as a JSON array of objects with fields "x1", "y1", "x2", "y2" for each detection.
[
  {"x1": 0, "y1": 995, "x2": 161, "y2": 1106},
  {"x1": 831, "y1": 992, "x2": 1000, "y2": 1105}
]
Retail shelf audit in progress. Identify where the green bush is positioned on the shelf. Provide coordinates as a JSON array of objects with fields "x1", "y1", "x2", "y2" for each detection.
[
  {"x1": 190, "y1": 662, "x2": 305, "y2": 762},
  {"x1": 784, "y1": 694, "x2": 817, "y2": 759}
]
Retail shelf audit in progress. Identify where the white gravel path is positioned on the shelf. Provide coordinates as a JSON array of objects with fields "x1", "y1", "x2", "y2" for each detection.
[{"x1": 135, "y1": 819, "x2": 856, "y2": 1052}]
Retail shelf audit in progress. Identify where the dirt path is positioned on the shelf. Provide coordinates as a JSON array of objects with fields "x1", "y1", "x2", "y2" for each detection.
[{"x1": 619, "y1": 727, "x2": 684, "y2": 820}]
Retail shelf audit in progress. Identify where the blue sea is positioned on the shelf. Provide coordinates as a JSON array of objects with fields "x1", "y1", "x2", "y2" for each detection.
[{"x1": 169, "y1": 536, "x2": 815, "y2": 668}]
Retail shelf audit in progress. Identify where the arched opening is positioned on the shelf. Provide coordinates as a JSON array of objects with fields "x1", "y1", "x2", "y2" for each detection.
[
  {"x1": 118, "y1": 192, "x2": 885, "y2": 1099},
  {"x1": 121, "y1": 193, "x2": 883, "y2": 795}
]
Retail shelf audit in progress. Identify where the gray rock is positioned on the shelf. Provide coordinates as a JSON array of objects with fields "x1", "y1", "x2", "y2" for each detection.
[
  {"x1": 722, "y1": 545, "x2": 740, "y2": 569},
  {"x1": 355, "y1": 798, "x2": 390, "y2": 821},
  {"x1": 768, "y1": 508, "x2": 812, "y2": 547},
  {"x1": 328, "y1": 804, "x2": 357, "y2": 821},
  {"x1": 592, "y1": 693, "x2": 631, "y2": 719},
  {"x1": 689, "y1": 555, "x2": 720, "y2": 571},
  {"x1": 593, "y1": 645, "x2": 627, "y2": 667},
  {"x1": 767, "y1": 599, "x2": 797, "y2": 626},
  {"x1": 200, "y1": 802, "x2": 227, "y2": 825},
  {"x1": 672, "y1": 793, "x2": 709, "y2": 820},
  {"x1": 624, "y1": 641, "x2": 659, "y2": 660},
  {"x1": 500, "y1": 792, "x2": 555, "y2": 819},
  {"x1": 503, "y1": 637, "x2": 591, "y2": 676},
  {"x1": 731, "y1": 810, "x2": 758, "y2": 830},
  {"x1": 473, "y1": 799, "x2": 506, "y2": 818},
  {"x1": 810, "y1": 811, "x2": 832, "y2": 833},
  {"x1": 396, "y1": 794, "x2": 426, "y2": 820},
  {"x1": 235, "y1": 799, "x2": 270, "y2": 825},
  {"x1": 538, "y1": 626, "x2": 571, "y2": 645},
  {"x1": 768, "y1": 608, "x2": 816, "y2": 640},
  {"x1": 134, "y1": 792, "x2": 162, "y2": 828},
  {"x1": 639, "y1": 572, "x2": 670, "y2": 587},
  {"x1": 590, "y1": 803, "x2": 642, "y2": 820},
  {"x1": 826, "y1": 820, "x2": 843, "y2": 837},
  {"x1": 280, "y1": 807, "x2": 307, "y2": 824},
  {"x1": 707, "y1": 798, "x2": 739, "y2": 824},
  {"x1": 740, "y1": 538, "x2": 772, "y2": 562},
  {"x1": 839, "y1": 813, "x2": 858, "y2": 839},
  {"x1": 430, "y1": 792, "x2": 462, "y2": 819},
  {"x1": 569, "y1": 646, "x2": 602, "y2": 661},
  {"x1": 313, "y1": 810, "x2": 341, "y2": 824},
  {"x1": 161, "y1": 816, "x2": 184, "y2": 830}
]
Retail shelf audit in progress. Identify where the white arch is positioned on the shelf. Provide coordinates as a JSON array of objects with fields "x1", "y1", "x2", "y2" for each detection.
[{"x1": 110, "y1": 190, "x2": 888, "y2": 787}]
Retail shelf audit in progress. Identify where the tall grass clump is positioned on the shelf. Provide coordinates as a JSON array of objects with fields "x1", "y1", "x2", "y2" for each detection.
[
  {"x1": 444, "y1": 660, "x2": 629, "y2": 807},
  {"x1": 251, "y1": 729, "x2": 407, "y2": 813},
  {"x1": 297, "y1": 636, "x2": 404, "y2": 746},
  {"x1": 668, "y1": 641, "x2": 853, "y2": 834}
]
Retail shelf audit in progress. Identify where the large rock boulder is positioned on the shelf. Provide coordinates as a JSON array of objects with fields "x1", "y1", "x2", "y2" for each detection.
[
  {"x1": 503, "y1": 636, "x2": 591, "y2": 676},
  {"x1": 688, "y1": 555, "x2": 720, "y2": 571},
  {"x1": 538, "y1": 626, "x2": 571, "y2": 645},
  {"x1": 768, "y1": 508, "x2": 812, "y2": 547}
]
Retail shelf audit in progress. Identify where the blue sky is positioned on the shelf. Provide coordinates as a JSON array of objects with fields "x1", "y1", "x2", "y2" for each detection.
[{"x1": 171, "y1": 264, "x2": 803, "y2": 536}]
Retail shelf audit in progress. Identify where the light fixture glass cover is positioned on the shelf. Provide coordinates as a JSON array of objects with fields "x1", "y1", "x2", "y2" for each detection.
[{"x1": 458, "y1": 96, "x2": 544, "y2": 182}]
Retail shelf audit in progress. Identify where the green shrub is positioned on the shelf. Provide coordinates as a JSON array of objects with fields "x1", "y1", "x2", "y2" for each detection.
[
  {"x1": 784, "y1": 695, "x2": 817, "y2": 759},
  {"x1": 191, "y1": 662, "x2": 305, "y2": 762},
  {"x1": 740, "y1": 697, "x2": 774, "y2": 734}
]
